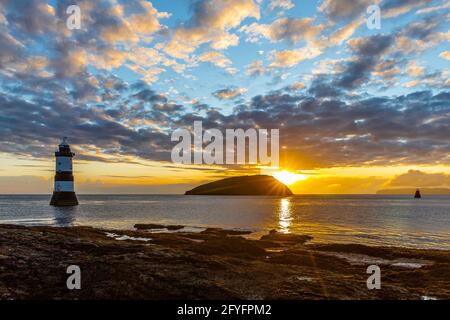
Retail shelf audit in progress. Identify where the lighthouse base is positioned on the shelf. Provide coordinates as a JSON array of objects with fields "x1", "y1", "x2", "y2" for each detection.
[{"x1": 50, "y1": 192, "x2": 79, "y2": 206}]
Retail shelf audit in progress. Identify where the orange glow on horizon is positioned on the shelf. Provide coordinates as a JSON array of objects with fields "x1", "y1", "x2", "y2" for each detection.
[{"x1": 272, "y1": 170, "x2": 308, "y2": 186}]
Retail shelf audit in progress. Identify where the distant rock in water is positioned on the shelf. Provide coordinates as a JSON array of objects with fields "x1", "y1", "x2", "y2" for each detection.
[
  {"x1": 185, "y1": 175, "x2": 293, "y2": 196},
  {"x1": 414, "y1": 189, "x2": 421, "y2": 199}
]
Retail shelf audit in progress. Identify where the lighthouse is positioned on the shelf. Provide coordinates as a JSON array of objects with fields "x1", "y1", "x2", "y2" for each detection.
[{"x1": 50, "y1": 137, "x2": 79, "y2": 206}]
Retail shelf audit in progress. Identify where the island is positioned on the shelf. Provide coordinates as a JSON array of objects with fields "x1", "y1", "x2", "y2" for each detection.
[{"x1": 185, "y1": 175, "x2": 293, "y2": 196}]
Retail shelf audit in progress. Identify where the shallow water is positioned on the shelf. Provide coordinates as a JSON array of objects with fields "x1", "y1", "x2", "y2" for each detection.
[{"x1": 0, "y1": 194, "x2": 449, "y2": 249}]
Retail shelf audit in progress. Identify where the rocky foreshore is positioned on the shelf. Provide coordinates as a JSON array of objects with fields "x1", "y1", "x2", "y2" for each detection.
[{"x1": 0, "y1": 224, "x2": 449, "y2": 300}]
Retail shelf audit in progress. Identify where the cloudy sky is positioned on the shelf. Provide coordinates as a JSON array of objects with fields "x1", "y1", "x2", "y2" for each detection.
[{"x1": 0, "y1": 0, "x2": 449, "y2": 194}]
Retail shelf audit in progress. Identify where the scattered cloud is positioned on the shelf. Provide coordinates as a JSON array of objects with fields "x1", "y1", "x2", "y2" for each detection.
[
  {"x1": 163, "y1": 0, "x2": 260, "y2": 59},
  {"x1": 416, "y1": 1, "x2": 450, "y2": 14},
  {"x1": 212, "y1": 87, "x2": 248, "y2": 100},
  {"x1": 319, "y1": 0, "x2": 376, "y2": 21},
  {"x1": 198, "y1": 51, "x2": 232, "y2": 68},
  {"x1": 439, "y1": 51, "x2": 450, "y2": 60},
  {"x1": 285, "y1": 81, "x2": 305, "y2": 91},
  {"x1": 382, "y1": 0, "x2": 433, "y2": 18},
  {"x1": 334, "y1": 34, "x2": 394, "y2": 89},
  {"x1": 270, "y1": 46, "x2": 322, "y2": 68},
  {"x1": 246, "y1": 60, "x2": 267, "y2": 76},
  {"x1": 241, "y1": 17, "x2": 323, "y2": 44},
  {"x1": 387, "y1": 170, "x2": 450, "y2": 187},
  {"x1": 407, "y1": 61, "x2": 425, "y2": 77},
  {"x1": 269, "y1": 0, "x2": 295, "y2": 11}
]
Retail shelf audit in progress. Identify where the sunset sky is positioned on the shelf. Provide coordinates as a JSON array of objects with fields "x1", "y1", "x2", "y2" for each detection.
[{"x1": 0, "y1": 0, "x2": 449, "y2": 194}]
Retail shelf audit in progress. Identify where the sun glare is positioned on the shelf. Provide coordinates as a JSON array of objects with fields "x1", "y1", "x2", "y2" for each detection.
[{"x1": 272, "y1": 170, "x2": 307, "y2": 186}]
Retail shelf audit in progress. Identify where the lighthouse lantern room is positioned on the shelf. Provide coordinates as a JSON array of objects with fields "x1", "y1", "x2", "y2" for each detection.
[{"x1": 50, "y1": 137, "x2": 79, "y2": 206}]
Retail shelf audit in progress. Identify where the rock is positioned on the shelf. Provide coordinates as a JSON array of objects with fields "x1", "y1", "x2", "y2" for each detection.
[
  {"x1": 134, "y1": 224, "x2": 184, "y2": 231},
  {"x1": 200, "y1": 228, "x2": 253, "y2": 236},
  {"x1": 190, "y1": 237, "x2": 266, "y2": 257},
  {"x1": 166, "y1": 225, "x2": 184, "y2": 231},
  {"x1": 260, "y1": 230, "x2": 312, "y2": 244},
  {"x1": 1, "y1": 225, "x2": 449, "y2": 300}
]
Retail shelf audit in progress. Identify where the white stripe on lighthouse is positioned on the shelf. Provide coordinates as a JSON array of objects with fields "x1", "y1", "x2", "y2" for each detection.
[
  {"x1": 54, "y1": 181, "x2": 74, "y2": 192},
  {"x1": 56, "y1": 156, "x2": 73, "y2": 172}
]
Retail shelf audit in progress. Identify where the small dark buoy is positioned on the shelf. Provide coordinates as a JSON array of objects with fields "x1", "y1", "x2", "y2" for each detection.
[{"x1": 414, "y1": 189, "x2": 421, "y2": 199}]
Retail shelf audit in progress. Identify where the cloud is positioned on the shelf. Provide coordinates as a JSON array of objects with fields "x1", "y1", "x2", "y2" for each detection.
[
  {"x1": 0, "y1": 76, "x2": 184, "y2": 163},
  {"x1": 320, "y1": 0, "x2": 431, "y2": 21},
  {"x1": 372, "y1": 59, "x2": 402, "y2": 80},
  {"x1": 404, "y1": 80, "x2": 420, "y2": 88},
  {"x1": 403, "y1": 68, "x2": 450, "y2": 89},
  {"x1": 198, "y1": 51, "x2": 232, "y2": 68},
  {"x1": 334, "y1": 34, "x2": 394, "y2": 89},
  {"x1": 394, "y1": 15, "x2": 449, "y2": 55},
  {"x1": 0, "y1": 0, "x2": 174, "y2": 86},
  {"x1": 87, "y1": 0, "x2": 169, "y2": 44},
  {"x1": 440, "y1": 51, "x2": 450, "y2": 60},
  {"x1": 387, "y1": 170, "x2": 450, "y2": 187},
  {"x1": 180, "y1": 88, "x2": 450, "y2": 169},
  {"x1": 0, "y1": 29, "x2": 24, "y2": 69},
  {"x1": 270, "y1": 46, "x2": 322, "y2": 68},
  {"x1": 402, "y1": 15, "x2": 441, "y2": 40},
  {"x1": 269, "y1": 0, "x2": 295, "y2": 11},
  {"x1": 416, "y1": 1, "x2": 450, "y2": 14},
  {"x1": 257, "y1": 17, "x2": 361, "y2": 69},
  {"x1": 241, "y1": 17, "x2": 323, "y2": 44},
  {"x1": 163, "y1": 0, "x2": 260, "y2": 59},
  {"x1": 304, "y1": 14, "x2": 448, "y2": 92},
  {"x1": 212, "y1": 87, "x2": 248, "y2": 100},
  {"x1": 319, "y1": 0, "x2": 376, "y2": 21},
  {"x1": 382, "y1": 0, "x2": 433, "y2": 18},
  {"x1": 1, "y1": 74, "x2": 449, "y2": 170},
  {"x1": 285, "y1": 81, "x2": 305, "y2": 91},
  {"x1": 324, "y1": 19, "x2": 362, "y2": 46},
  {"x1": 4, "y1": 0, "x2": 58, "y2": 35},
  {"x1": 246, "y1": 60, "x2": 267, "y2": 76},
  {"x1": 406, "y1": 61, "x2": 425, "y2": 77},
  {"x1": 307, "y1": 76, "x2": 342, "y2": 97}
]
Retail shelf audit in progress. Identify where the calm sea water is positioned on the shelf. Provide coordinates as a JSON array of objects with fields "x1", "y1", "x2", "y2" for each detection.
[{"x1": 0, "y1": 194, "x2": 449, "y2": 250}]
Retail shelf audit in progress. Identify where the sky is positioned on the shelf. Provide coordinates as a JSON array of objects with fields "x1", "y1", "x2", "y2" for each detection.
[{"x1": 0, "y1": 0, "x2": 449, "y2": 194}]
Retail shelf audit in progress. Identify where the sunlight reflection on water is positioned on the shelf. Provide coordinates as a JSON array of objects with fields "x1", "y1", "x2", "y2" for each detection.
[{"x1": 278, "y1": 198, "x2": 292, "y2": 233}]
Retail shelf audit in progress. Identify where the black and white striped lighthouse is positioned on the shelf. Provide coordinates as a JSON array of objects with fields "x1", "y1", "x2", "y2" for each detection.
[{"x1": 50, "y1": 137, "x2": 79, "y2": 206}]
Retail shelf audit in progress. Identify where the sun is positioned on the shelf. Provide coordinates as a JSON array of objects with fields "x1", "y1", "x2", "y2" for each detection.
[{"x1": 272, "y1": 170, "x2": 307, "y2": 186}]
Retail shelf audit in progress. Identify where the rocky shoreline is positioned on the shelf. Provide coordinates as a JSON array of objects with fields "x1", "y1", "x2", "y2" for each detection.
[{"x1": 0, "y1": 224, "x2": 449, "y2": 300}]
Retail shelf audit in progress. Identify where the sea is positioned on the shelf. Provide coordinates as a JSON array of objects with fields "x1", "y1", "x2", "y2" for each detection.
[{"x1": 0, "y1": 194, "x2": 449, "y2": 250}]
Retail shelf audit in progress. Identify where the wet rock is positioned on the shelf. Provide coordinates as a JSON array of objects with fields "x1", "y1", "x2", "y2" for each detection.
[
  {"x1": 260, "y1": 229, "x2": 312, "y2": 244},
  {"x1": 0, "y1": 224, "x2": 449, "y2": 300},
  {"x1": 134, "y1": 223, "x2": 184, "y2": 231},
  {"x1": 200, "y1": 228, "x2": 253, "y2": 236},
  {"x1": 189, "y1": 237, "x2": 266, "y2": 257}
]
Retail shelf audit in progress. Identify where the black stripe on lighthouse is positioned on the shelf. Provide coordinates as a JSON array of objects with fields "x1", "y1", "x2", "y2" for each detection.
[{"x1": 54, "y1": 172, "x2": 74, "y2": 181}]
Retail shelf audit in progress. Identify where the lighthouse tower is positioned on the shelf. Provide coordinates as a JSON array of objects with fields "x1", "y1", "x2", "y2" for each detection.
[{"x1": 50, "y1": 137, "x2": 79, "y2": 206}]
